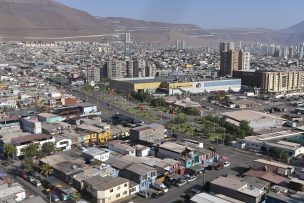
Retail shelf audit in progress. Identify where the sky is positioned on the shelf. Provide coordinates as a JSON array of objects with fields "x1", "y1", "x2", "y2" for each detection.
[{"x1": 56, "y1": 0, "x2": 304, "y2": 29}]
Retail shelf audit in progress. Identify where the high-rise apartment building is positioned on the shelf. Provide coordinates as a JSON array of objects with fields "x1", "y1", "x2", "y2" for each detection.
[
  {"x1": 125, "y1": 33, "x2": 131, "y2": 43},
  {"x1": 133, "y1": 59, "x2": 146, "y2": 78},
  {"x1": 86, "y1": 66, "x2": 101, "y2": 84},
  {"x1": 233, "y1": 70, "x2": 304, "y2": 94},
  {"x1": 105, "y1": 59, "x2": 124, "y2": 79},
  {"x1": 220, "y1": 42, "x2": 251, "y2": 76},
  {"x1": 239, "y1": 51, "x2": 250, "y2": 71}
]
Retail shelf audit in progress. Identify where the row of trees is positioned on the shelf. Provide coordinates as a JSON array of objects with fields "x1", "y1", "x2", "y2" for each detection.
[
  {"x1": 4, "y1": 142, "x2": 55, "y2": 171},
  {"x1": 204, "y1": 115, "x2": 254, "y2": 138}
]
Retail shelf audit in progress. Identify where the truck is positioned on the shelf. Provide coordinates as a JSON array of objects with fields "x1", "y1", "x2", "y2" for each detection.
[{"x1": 153, "y1": 182, "x2": 168, "y2": 193}]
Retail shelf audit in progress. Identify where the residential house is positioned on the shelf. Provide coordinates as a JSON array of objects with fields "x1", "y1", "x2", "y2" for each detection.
[
  {"x1": 210, "y1": 176, "x2": 265, "y2": 203},
  {"x1": 120, "y1": 163, "x2": 157, "y2": 192},
  {"x1": 82, "y1": 147, "x2": 110, "y2": 162},
  {"x1": 76, "y1": 124, "x2": 110, "y2": 144},
  {"x1": 130, "y1": 123, "x2": 165, "y2": 143},
  {"x1": 42, "y1": 122, "x2": 71, "y2": 135},
  {"x1": 0, "y1": 115, "x2": 21, "y2": 131},
  {"x1": 252, "y1": 159, "x2": 295, "y2": 177},
  {"x1": 0, "y1": 183, "x2": 26, "y2": 202},
  {"x1": 11, "y1": 134, "x2": 55, "y2": 156},
  {"x1": 84, "y1": 176, "x2": 129, "y2": 203},
  {"x1": 107, "y1": 141, "x2": 136, "y2": 156},
  {"x1": 20, "y1": 117, "x2": 42, "y2": 134},
  {"x1": 162, "y1": 158, "x2": 185, "y2": 175},
  {"x1": 134, "y1": 145, "x2": 150, "y2": 157},
  {"x1": 76, "y1": 102, "x2": 101, "y2": 117},
  {"x1": 55, "y1": 135, "x2": 72, "y2": 151},
  {"x1": 37, "y1": 113, "x2": 65, "y2": 123}
]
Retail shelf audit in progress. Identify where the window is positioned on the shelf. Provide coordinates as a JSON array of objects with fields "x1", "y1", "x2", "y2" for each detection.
[
  {"x1": 131, "y1": 187, "x2": 136, "y2": 192},
  {"x1": 123, "y1": 191, "x2": 127, "y2": 195},
  {"x1": 151, "y1": 172, "x2": 156, "y2": 177},
  {"x1": 110, "y1": 188, "x2": 113, "y2": 193},
  {"x1": 116, "y1": 194, "x2": 120, "y2": 198},
  {"x1": 117, "y1": 186, "x2": 121, "y2": 190},
  {"x1": 124, "y1": 183, "x2": 128, "y2": 187}
]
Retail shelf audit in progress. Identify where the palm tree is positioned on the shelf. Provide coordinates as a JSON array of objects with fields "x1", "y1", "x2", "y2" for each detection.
[
  {"x1": 70, "y1": 192, "x2": 81, "y2": 202},
  {"x1": 21, "y1": 143, "x2": 39, "y2": 158},
  {"x1": 40, "y1": 163, "x2": 53, "y2": 177},
  {"x1": 4, "y1": 143, "x2": 16, "y2": 160},
  {"x1": 41, "y1": 142, "x2": 55, "y2": 156}
]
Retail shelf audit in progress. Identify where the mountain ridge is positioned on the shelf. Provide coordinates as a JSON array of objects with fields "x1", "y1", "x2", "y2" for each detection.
[{"x1": 0, "y1": 0, "x2": 303, "y2": 45}]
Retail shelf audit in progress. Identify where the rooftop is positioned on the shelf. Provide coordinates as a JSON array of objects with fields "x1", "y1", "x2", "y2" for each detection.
[
  {"x1": 11, "y1": 134, "x2": 53, "y2": 145},
  {"x1": 159, "y1": 142, "x2": 192, "y2": 153},
  {"x1": 126, "y1": 163, "x2": 156, "y2": 175},
  {"x1": 211, "y1": 176, "x2": 246, "y2": 191},
  {"x1": 85, "y1": 176, "x2": 128, "y2": 191},
  {"x1": 267, "y1": 141, "x2": 302, "y2": 151},
  {"x1": 254, "y1": 159, "x2": 294, "y2": 169},
  {"x1": 38, "y1": 113, "x2": 59, "y2": 118},
  {"x1": 82, "y1": 147, "x2": 109, "y2": 157},
  {"x1": 223, "y1": 110, "x2": 284, "y2": 122},
  {"x1": 190, "y1": 192, "x2": 234, "y2": 203},
  {"x1": 243, "y1": 130, "x2": 301, "y2": 142}
]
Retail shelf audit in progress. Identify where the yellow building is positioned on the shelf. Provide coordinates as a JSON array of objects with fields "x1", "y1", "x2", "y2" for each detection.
[
  {"x1": 262, "y1": 70, "x2": 304, "y2": 94},
  {"x1": 76, "y1": 125, "x2": 111, "y2": 144},
  {"x1": 109, "y1": 78, "x2": 193, "y2": 94},
  {"x1": 185, "y1": 64, "x2": 193, "y2": 68}
]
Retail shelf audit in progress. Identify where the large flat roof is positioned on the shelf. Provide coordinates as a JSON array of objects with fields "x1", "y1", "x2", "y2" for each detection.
[
  {"x1": 223, "y1": 110, "x2": 284, "y2": 122},
  {"x1": 254, "y1": 159, "x2": 293, "y2": 169},
  {"x1": 191, "y1": 192, "x2": 232, "y2": 203}
]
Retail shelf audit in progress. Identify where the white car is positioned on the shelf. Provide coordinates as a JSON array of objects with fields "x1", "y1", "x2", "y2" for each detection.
[
  {"x1": 187, "y1": 176, "x2": 197, "y2": 182},
  {"x1": 223, "y1": 161, "x2": 230, "y2": 167}
]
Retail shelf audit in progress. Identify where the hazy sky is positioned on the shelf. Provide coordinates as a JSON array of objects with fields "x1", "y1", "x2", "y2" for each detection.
[{"x1": 56, "y1": 0, "x2": 304, "y2": 29}]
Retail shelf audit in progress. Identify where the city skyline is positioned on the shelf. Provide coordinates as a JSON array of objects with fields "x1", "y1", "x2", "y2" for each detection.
[{"x1": 57, "y1": 0, "x2": 304, "y2": 29}]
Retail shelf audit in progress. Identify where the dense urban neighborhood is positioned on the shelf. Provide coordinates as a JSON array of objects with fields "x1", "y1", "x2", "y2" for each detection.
[{"x1": 0, "y1": 37, "x2": 303, "y2": 203}]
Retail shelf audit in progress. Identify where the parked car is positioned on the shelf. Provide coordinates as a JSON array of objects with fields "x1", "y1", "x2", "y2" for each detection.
[
  {"x1": 32, "y1": 179, "x2": 41, "y2": 187},
  {"x1": 151, "y1": 191, "x2": 164, "y2": 198},
  {"x1": 50, "y1": 194, "x2": 60, "y2": 202},
  {"x1": 137, "y1": 191, "x2": 148, "y2": 198},
  {"x1": 20, "y1": 172, "x2": 28, "y2": 180},
  {"x1": 163, "y1": 177, "x2": 174, "y2": 188},
  {"x1": 153, "y1": 183, "x2": 168, "y2": 193},
  {"x1": 176, "y1": 179, "x2": 187, "y2": 187},
  {"x1": 187, "y1": 175, "x2": 197, "y2": 182},
  {"x1": 223, "y1": 161, "x2": 230, "y2": 167}
]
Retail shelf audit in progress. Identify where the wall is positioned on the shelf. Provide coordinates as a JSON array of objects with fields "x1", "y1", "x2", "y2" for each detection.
[
  {"x1": 89, "y1": 182, "x2": 129, "y2": 203},
  {"x1": 56, "y1": 139, "x2": 72, "y2": 151}
]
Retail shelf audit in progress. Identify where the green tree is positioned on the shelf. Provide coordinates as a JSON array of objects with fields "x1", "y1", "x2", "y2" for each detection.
[
  {"x1": 239, "y1": 120, "x2": 254, "y2": 137},
  {"x1": 70, "y1": 192, "x2": 81, "y2": 202},
  {"x1": 40, "y1": 163, "x2": 53, "y2": 177},
  {"x1": 173, "y1": 114, "x2": 186, "y2": 124},
  {"x1": 150, "y1": 98, "x2": 167, "y2": 107},
  {"x1": 21, "y1": 143, "x2": 39, "y2": 158},
  {"x1": 4, "y1": 143, "x2": 16, "y2": 160},
  {"x1": 21, "y1": 158, "x2": 34, "y2": 171},
  {"x1": 41, "y1": 142, "x2": 55, "y2": 156},
  {"x1": 183, "y1": 107, "x2": 201, "y2": 116}
]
